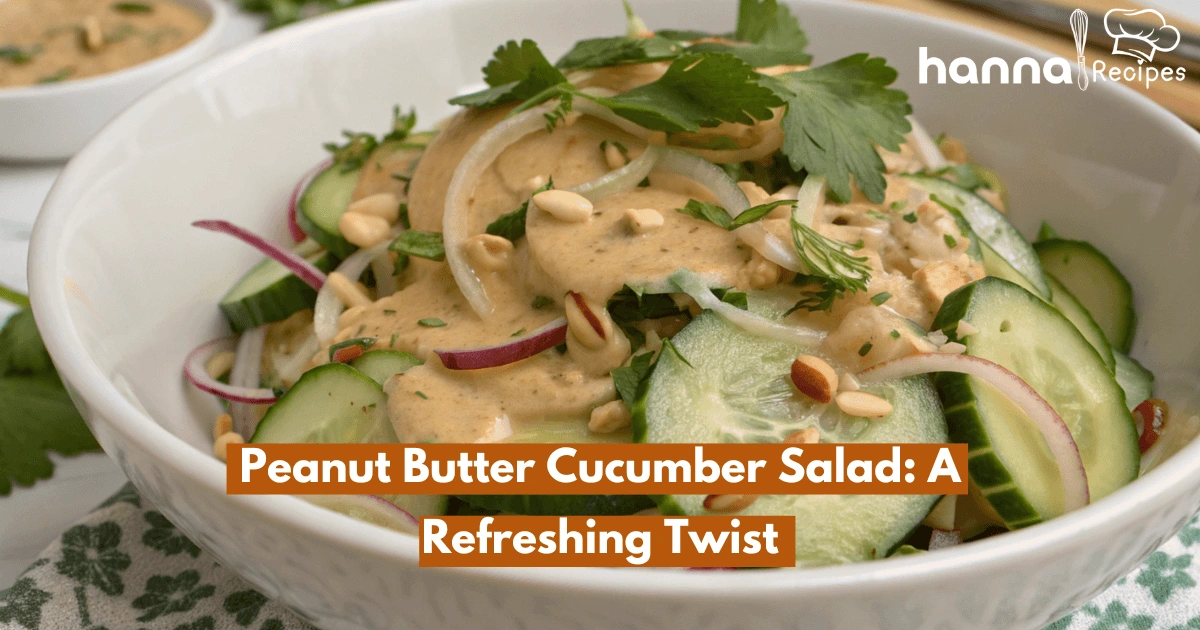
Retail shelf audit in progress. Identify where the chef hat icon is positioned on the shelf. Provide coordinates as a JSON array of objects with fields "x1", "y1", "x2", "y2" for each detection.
[{"x1": 1104, "y1": 8, "x2": 1182, "y2": 64}]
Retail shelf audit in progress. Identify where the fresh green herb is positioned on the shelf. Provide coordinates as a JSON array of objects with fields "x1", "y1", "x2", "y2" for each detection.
[
  {"x1": 675, "y1": 198, "x2": 793, "y2": 229},
  {"x1": 531, "y1": 296, "x2": 554, "y2": 309},
  {"x1": 1036, "y1": 221, "x2": 1059, "y2": 243},
  {"x1": 113, "y1": 2, "x2": 154, "y2": 12},
  {"x1": 37, "y1": 68, "x2": 72, "y2": 84},
  {"x1": 555, "y1": 35, "x2": 684, "y2": 70},
  {"x1": 685, "y1": 0, "x2": 812, "y2": 68},
  {"x1": 328, "y1": 337, "x2": 375, "y2": 361},
  {"x1": 790, "y1": 218, "x2": 871, "y2": 294},
  {"x1": 890, "y1": 201, "x2": 906, "y2": 211},
  {"x1": 416, "y1": 391, "x2": 429, "y2": 399},
  {"x1": 325, "y1": 107, "x2": 419, "y2": 172},
  {"x1": 660, "y1": 338, "x2": 694, "y2": 368},
  {"x1": 449, "y1": 39, "x2": 569, "y2": 108},
  {"x1": 0, "y1": 292, "x2": 101, "y2": 495},
  {"x1": 383, "y1": 106, "x2": 417, "y2": 143},
  {"x1": 858, "y1": 341, "x2": 873, "y2": 356},
  {"x1": 397, "y1": 203, "x2": 410, "y2": 230},
  {"x1": 486, "y1": 178, "x2": 553, "y2": 242},
  {"x1": 512, "y1": 328, "x2": 526, "y2": 337},
  {"x1": 870, "y1": 292, "x2": 892, "y2": 306},
  {"x1": 0, "y1": 45, "x2": 41, "y2": 64},
  {"x1": 611, "y1": 351, "x2": 655, "y2": 408},
  {"x1": 902, "y1": 212, "x2": 917, "y2": 223},
  {"x1": 889, "y1": 329, "x2": 901, "y2": 339},
  {"x1": 769, "y1": 54, "x2": 912, "y2": 203},
  {"x1": 390, "y1": 174, "x2": 410, "y2": 183},
  {"x1": 389, "y1": 231, "x2": 445, "y2": 274},
  {"x1": 867, "y1": 209, "x2": 888, "y2": 220},
  {"x1": 711, "y1": 288, "x2": 748, "y2": 310},
  {"x1": 851, "y1": 239, "x2": 865, "y2": 250},
  {"x1": 383, "y1": 309, "x2": 397, "y2": 315},
  {"x1": 943, "y1": 233, "x2": 958, "y2": 249},
  {"x1": 389, "y1": 333, "x2": 398, "y2": 347},
  {"x1": 607, "y1": 285, "x2": 686, "y2": 349},
  {"x1": 784, "y1": 280, "x2": 839, "y2": 314},
  {"x1": 418, "y1": 318, "x2": 446, "y2": 328},
  {"x1": 931, "y1": 163, "x2": 996, "y2": 193}
]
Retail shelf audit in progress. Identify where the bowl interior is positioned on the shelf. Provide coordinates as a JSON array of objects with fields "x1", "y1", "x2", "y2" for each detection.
[{"x1": 29, "y1": 0, "x2": 1200, "y2": 584}]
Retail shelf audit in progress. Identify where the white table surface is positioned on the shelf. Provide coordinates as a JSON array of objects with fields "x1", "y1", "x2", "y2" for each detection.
[{"x1": 1, "y1": 0, "x2": 1198, "y2": 590}]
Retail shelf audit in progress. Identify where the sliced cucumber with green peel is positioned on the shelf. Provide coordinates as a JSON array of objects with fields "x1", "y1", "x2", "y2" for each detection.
[
  {"x1": 219, "y1": 244, "x2": 337, "y2": 333},
  {"x1": 1044, "y1": 275, "x2": 1115, "y2": 372},
  {"x1": 454, "y1": 494, "x2": 656, "y2": 516},
  {"x1": 1115, "y1": 353, "x2": 1154, "y2": 411},
  {"x1": 634, "y1": 311, "x2": 947, "y2": 566},
  {"x1": 297, "y1": 165, "x2": 361, "y2": 258},
  {"x1": 251, "y1": 363, "x2": 397, "y2": 444},
  {"x1": 931, "y1": 278, "x2": 1137, "y2": 528},
  {"x1": 350, "y1": 350, "x2": 422, "y2": 386},
  {"x1": 979, "y1": 240, "x2": 1040, "y2": 297},
  {"x1": 905, "y1": 174, "x2": 1050, "y2": 298},
  {"x1": 1034, "y1": 239, "x2": 1136, "y2": 353}
]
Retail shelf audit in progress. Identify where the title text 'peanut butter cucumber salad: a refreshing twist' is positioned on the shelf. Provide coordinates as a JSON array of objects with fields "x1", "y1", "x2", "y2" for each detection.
[{"x1": 184, "y1": 0, "x2": 1180, "y2": 566}]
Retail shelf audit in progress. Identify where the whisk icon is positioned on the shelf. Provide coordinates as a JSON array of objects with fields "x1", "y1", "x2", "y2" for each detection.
[{"x1": 1072, "y1": 9, "x2": 1089, "y2": 91}]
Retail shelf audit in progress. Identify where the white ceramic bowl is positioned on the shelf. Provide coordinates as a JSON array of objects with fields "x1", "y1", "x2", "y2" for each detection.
[
  {"x1": 27, "y1": 0, "x2": 1200, "y2": 627},
  {"x1": 0, "y1": 0, "x2": 228, "y2": 161}
]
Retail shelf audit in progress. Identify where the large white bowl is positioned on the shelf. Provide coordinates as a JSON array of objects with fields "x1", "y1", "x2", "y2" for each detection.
[
  {"x1": 27, "y1": 0, "x2": 1200, "y2": 627},
  {"x1": 0, "y1": 0, "x2": 229, "y2": 161}
]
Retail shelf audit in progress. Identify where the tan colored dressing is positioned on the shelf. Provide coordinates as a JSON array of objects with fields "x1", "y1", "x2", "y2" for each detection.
[{"x1": 0, "y1": 0, "x2": 207, "y2": 88}]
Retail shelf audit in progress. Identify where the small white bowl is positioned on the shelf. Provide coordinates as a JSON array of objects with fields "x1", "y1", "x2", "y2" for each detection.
[
  {"x1": 27, "y1": 0, "x2": 1200, "y2": 628},
  {"x1": 0, "y1": 0, "x2": 228, "y2": 162}
]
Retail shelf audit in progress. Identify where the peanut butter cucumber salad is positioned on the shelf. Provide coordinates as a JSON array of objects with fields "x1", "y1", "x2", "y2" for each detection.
[{"x1": 186, "y1": 0, "x2": 1174, "y2": 566}]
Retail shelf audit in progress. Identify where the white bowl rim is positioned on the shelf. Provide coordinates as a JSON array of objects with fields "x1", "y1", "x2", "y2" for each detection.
[
  {"x1": 0, "y1": 0, "x2": 230, "y2": 100},
  {"x1": 28, "y1": 0, "x2": 1200, "y2": 597}
]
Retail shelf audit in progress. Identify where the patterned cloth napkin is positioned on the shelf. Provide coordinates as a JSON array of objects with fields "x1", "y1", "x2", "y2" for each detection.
[{"x1": 3, "y1": 483, "x2": 1200, "y2": 630}]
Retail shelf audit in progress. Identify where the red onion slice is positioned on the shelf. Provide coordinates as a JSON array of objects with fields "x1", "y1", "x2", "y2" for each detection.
[
  {"x1": 858, "y1": 353, "x2": 1090, "y2": 512},
  {"x1": 287, "y1": 159, "x2": 331, "y2": 243},
  {"x1": 184, "y1": 337, "x2": 277, "y2": 405},
  {"x1": 303, "y1": 495, "x2": 419, "y2": 534},
  {"x1": 435, "y1": 317, "x2": 568, "y2": 370},
  {"x1": 193, "y1": 220, "x2": 327, "y2": 291}
]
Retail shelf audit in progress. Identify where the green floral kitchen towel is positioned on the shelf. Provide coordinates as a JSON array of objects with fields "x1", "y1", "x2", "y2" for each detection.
[
  {"x1": 0, "y1": 484, "x2": 311, "y2": 630},
  {"x1": 5, "y1": 483, "x2": 1200, "y2": 630}
]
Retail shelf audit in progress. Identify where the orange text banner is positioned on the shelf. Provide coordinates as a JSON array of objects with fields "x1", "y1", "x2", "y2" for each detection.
[
  {"x1": 418, "y1": 516, "x2": 796, "y2": 568},
  {"x1": 227, "y1": 443, "x2": 966, "y2": 495}
]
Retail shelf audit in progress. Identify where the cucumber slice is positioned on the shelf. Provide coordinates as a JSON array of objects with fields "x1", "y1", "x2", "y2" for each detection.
[
  {"x1": 635, "y1": 311, "x2": 947, "y2": 566},
  {"x1": 251, "y1": 363, "x2": 397, "y2": 444},
  {"x1": 454, "y1": 494, "x2": 656, "y2": 516},
  {"x1": 350, "y1": 350, "x2": 422, "y2": 386},
  {"x1": 905, "y1": 174, "x2": 1050, "y2": 298},
  {"x1": 379, "y1": 493, "x2": 448, "y2": 518},
  {"x1": 297, "y1": 165, "x2": 361, "y2": 258},
  {"x1": 1044, "y1": 275, "x2": 1115, "y2": 372},
  {"x1": 219, "y1": 246, "x2": 337, "y2": 333},
  {"x1": 1034, "y1": 239, "x2": 1136, "y2": 353},
  {"x1": 979, "y1": 240, "x2": 1040, "y2": 297},
  {"x1": 1115, "y1": 353, "x2": 1155, "y2": 411},
  {"x1": 931, "y1": 278, "x2": 1137, "y2": 528}
]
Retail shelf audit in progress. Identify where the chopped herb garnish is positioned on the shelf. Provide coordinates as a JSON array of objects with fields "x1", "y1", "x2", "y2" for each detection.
[
  {"x1": 0, "y1": 45, "x2": 41, "y2": 64},
  {"x1": 325, "y1": 107, "x2": 419, "y2": 172},
  {"x1": 870, "y1": 292, "x2": 892, "y2": 306},
  {"x1": 531, "y1": 295, "x2": 554, "y2": 309},
  {"x1": 486, "y1": 178, "x2": 553, "y2": 242},
  {"x1": 418, "y1": 318, "x2": 446, "y2": 328},
  {"x1": 611, "y1": 351, "x2": 655, "y2": 408},
  {"x1": 383, "y1": 309, "x2": 397, "y2": 315},
  {"x1": 902, "y1": 212, "x2": 917, "y2": 223},
  {"x1": 383, "y1": 106, "x2": 418, "y2": 143},
  {"x1": 675, "y1": 198, "x2": 794, "y2": 230},
  {"x1": 390, "y1": 174, "x2": 410, "y2": 183},
  {"x1": 389, "y1": 231, "x2": 445, "y2": 273},
  {"x1": 416, "y1": 391, "x2": 429, "y2": 399},
  {"x1": 607, "y1": 285, "x2": 687, "y2": 349},
  {"x1": 398, "y1": 203, "x2": 410, "y2": 230},
  {"x1": 943, "y1": 233, "x2": 958, "y2": 248},
  {"x1": 512, "y1": 328, "x2": 526, "y2": 337},
  {"x1": 889, "y1": 329, "x2": 901, "y2": 339},
  {"x1": 890, "y1": 201, "x2": 907, "y2": 211},
  {"x1": 389, "y1": 333, "x2": 398, "y2": 347},
  {"x1": 784, "y1": 275, "x2": 841, "y2": 314},
  {"x1": 867, "y1": 209, "x2": 888, "y2": 220},
  {"x1": 113, "y1": 2, "x2": 154, "y2": 12},
  {"x1": 790, "y1": 218, "x2": 870, "y2": 296},
  {"x1": 37, "y1": 68, "x2": 72, "y2": 84},
  {"x1": 858, "y1": 342, "x2": 873, "y2": 356},
  {"x1": 711, "y1": 288, "x2": 749, "y2": 310}
]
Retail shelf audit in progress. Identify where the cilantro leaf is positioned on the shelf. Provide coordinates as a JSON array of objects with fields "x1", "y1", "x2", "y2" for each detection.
[
  {"x1": 607, "y1": 286, "x2": 686, "y2": 349},
  {"x1": 0, "y1": 309, "x2": 53, "y2": 376},
  {"x1": 583, "y1": 52, "x2": 782, "y2": 132},
  {"x1": 711, "y1": 288, "x2": 748, "y2": 310},
  {"x1": 0, "y1": 283, "x2": 29, "y2": 308},
  {"x1": 390, "y1": 230, "x2": 445, "y2": 274},
  {"x1": 324, "y1": 132, "x2": 377, "y2": 173},
  {"x1": 485, "y1": 178, "x2": 553, "y2": 242},
  {"x1": 772, "y1": 54, "x2": 912, "y2": 203},
  {"x1": 556, "y1": 36, "x2": 683, "y2": 69},
  {"x1": 675, "y1": 198, "x2": 793, "y2": 229},
  {"x1": 689, "y1": 0, "x2": 811, "y2": 68},
  {"x1": 449, "y1": 40, "x2": 568, "y2": 108},
  {"x1": 382, "y1": 107, "x2": 417, "y2": 143},
  {"x1": 730, "y1": 199, "x2": 794, "y2": 227},
  {"x1": 0, "y1": 375, "x2": 100, "y2": 495},
  {"x1": 612, "y1": 351, "x2": 655, "y2": 408}
]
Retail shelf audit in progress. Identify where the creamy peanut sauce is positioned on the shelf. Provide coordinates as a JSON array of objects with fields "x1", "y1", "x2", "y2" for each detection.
[
  {"x1": 0, "y1": 0, "x2": 207, "y2": 89},
  {"x1": 275, "y1": 69, "x2": 981, "y2": 445}
]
